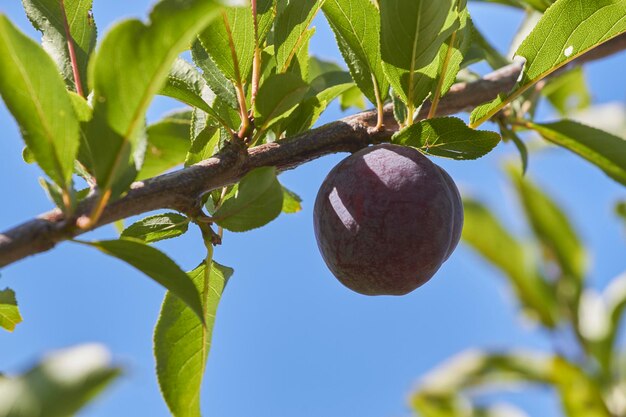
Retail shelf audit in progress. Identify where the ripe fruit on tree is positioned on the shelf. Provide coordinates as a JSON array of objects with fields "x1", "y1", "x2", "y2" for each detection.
[{"x1": 313, "y1": 144, "x2": 463, "y2": 296}]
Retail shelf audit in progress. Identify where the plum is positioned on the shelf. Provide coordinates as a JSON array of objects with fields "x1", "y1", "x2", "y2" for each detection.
[{"x1": 313, "y1": 144, "x2": 463, "y2": 296}]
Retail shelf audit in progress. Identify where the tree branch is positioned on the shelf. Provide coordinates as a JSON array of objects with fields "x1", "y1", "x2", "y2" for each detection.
[{"x1": 2, "y1": 33, "x2": 626, "y2": 268}]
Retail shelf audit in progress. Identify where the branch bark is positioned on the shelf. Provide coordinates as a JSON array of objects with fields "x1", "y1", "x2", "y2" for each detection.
[{"x1": 1, "y1": 33, "x2": 626, "y2": 268}]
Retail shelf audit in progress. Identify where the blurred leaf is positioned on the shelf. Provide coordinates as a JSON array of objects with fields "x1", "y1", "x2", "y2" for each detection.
[
  {"x1": 79, "y1": 239, "x2": 204, "y2": 322},
  {"x1": 380, "y1": 0, "x2": 458, "y2": 110},
  {"x1": 85, "y1": 0, "x2": 224, "y2": 198},
  {"x1": 528, "y1": 120, "x2": 626, "y2": 187},
  {"x1": 0, "y1": 16, "x2": 79, "y2": 191},
  {"x1": 462, "y1": 199, "x2": 558, "y2": 326},
  {"x1": 413, "y1": 350, "x2": 610, "y2": 417},
  {"x1": 214, "y1": 167, "x2": 283, "y2": 232},
  {"x1": 22, "y1": 0, "x2": 97, "y2": 94},
  {"x1": 121, "y1": 213, "x2": 190, "y2": 243},
  {"x1": 543, "y1": 68, "x2": 591, "y2": 116},
  {"x1": 139, "y1": 111, "x2": 192, "y2": 180},
  {"x1": 0, "y1": 344, "x2": 120, "y2": 417},
  {"x1": 274, "y1": 0, "x2": 323, "y2": 73},
  {"x1": 464, "y1": 23, "x2": 510, "y2": 70},
  {"x1": 339, "y1": 85, "x2": 366, "y2": 111},
  {"x1": 604, "y1": 273, "x2": 626, "y2": 350},
  {"x1": 507, "y1": 167, "x2": 586, "y2": 291},
  {"x1": 471, "y1": 0, "x2": 626, "y2": 126},
  {"x1": 155, "y1": 259, "x2": 233, "y2": 417},
  {"x1": 255, "y1": 72, "x2": 309, "y2": 130},
  {"x1": 282, "y1": 187, "x2": 302, "y2": 214},
  {"x1": 393, "y1": 117, "x2": 500, "y2": 160},
  {"x1": 198, "y1": 6, "x2": 255, "y2": 86},
  {"x1": 617, "y1": 201, "x2": 626, "y2": 223},
  {"x1": 0, "y1": 289, "x2": 22, "y2": 333},
  {"x1": 322, "y1": 0, "x2": 389, "y2": 105}
]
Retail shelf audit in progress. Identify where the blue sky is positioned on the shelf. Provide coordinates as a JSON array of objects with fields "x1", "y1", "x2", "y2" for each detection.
[{"x1": 0, "y1": 2, "x2": 625, "y2": 417}]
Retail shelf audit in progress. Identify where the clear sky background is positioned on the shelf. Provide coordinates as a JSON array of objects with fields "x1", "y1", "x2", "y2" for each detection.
[{"x1": 0, "y1": 2, "x2": 625, "y2": 417}]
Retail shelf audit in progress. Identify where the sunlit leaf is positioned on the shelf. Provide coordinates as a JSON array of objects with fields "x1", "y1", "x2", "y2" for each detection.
[
  {"x1": 0, "y1": 16, "x2": 79, "y2": 191},
  {"x1": 86, "y1": 0, "x2": 225, "y2": 198},
  {"x1": 393, "y1": 117, "x2": 500, "y2": 160},
  {"x1": 0, "y1": 289, "x2": 22, "y2": 333},
  {"x1": 322, "y1": 0, "x2": 389, "y2": 105},
  {"x1": 155, "y1": 260, "x2": 233, "y2": 417},
  {"x1": 528, "y1": 120, "x2": 626, "y2": 187},
  {"x1": 471, "y1": 0, "x2": 626, "y2": 127},
  {"x1": 380, "y1": 0, "x2": 458, "y2": 111},
  {"x1": 22, "y1": 0, "x2": 97, "y2": 94},
  {"x1": 121, "y1": 213, "x2": 190, "y2": 243}
]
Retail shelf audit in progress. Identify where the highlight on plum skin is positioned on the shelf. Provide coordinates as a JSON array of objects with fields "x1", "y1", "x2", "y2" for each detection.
[{"x1": 313, "y1": 144, "x2": 464, "y2": 296}]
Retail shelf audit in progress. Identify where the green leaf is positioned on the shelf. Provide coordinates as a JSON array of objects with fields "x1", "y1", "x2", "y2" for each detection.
[
  {"x1": 121, "y1": 213, "x2": 190, "y2": 243},
  {"x1": 380, "y1": 0, "x2": 458, "y2": 110},
  {"x1": 507, "y1": 167, "x2": 586, "y2": 283},
  {"x1": 214, "y1": 167, "x2": 284, "y2": 232},
  {"x1": 155, "y1": 260, "x2": 233, "y2": 417},
  {"x1": 284, "y1": 71, "x2": 354, "y2": 135},
  {"x1": 340, "y1": 85, "x2": 367, "y2": 110},
  {"x1": 256, "y1": 0, "x2": 277, "y2": 44},
  {"x1": 22, "y1": 0, "x2": 97, "y2": 94},
  {"x1": 322, "y1": 0, "x2": 389, "y2": 106},
  {"x1": 431, "y1": 0, "x2": 472, "y2": 102},
  {"x1": 392, "y1": 117, "x2": 500, "y2": 160},
  {"x1": 160, "y1": 59, "x2": 214, "y2": 115},
  {"x1": 286, "y1": 27, "x2": 314, "y2": 80},
  {"x1": 274, "y1": 0, "x2": 323, "y2": 73},
  {"x1": 0, "y1": 344, "x2": 120, "y2": 417},
  {"x1": 462, "y1": 199, "x2": 558, "y2": 326},
  {"x1": 543, "y1": 68, "x2": 591, "y2": 116},
  {"x1": 39, "y1": 178, "x2": 69, "y2": 211},
  {"x1": 80, "y1": 239, "x2": 204, "y2": 322},
  {"x1": 86, "y1": 0, "x2": 225, "y2": 199},
  {"x1": 0, "y1": 15, "x2": 80, "y2": 190},
  {"x1": 139, "y1": 111, "x2": 192, "y2": 180},
  {"x1": 282, "y1": 187, "x2": 302, "y2": 214},
  {"x1": 191, "y1": 40, "x2": 239, "y2": 110},
  {"x1": 0, "y1": 289, "x2": 22, "y2": 333},
  {"x1": 185, "y1": 109, "x2": 221, "y2": 166},
  {"x1": 198, "y1": 6, "x2": 255, "y2": 86},
  {"x1": 464, "y1": 23, "x2": 510, "y2": 70},
  {"x1": 470, "y1": 0, "x2": 626, "y2": 127},
  {"x1": 527, "y1": 120, "x2": 626, "y2": 187},
  {"x1": 498, "y1": 122, "x2": 528, "y2": 174},
  {"x1": 188, "y1": 111, "x2": 222, "y2": 165},
  {"x1": 255, "y1": 72, "x2": 309, "y2": 130}
]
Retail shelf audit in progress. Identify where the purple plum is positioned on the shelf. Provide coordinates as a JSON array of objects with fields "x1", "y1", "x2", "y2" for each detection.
[{"x1": 313, "y1": 144, "x2": 463, "y2": 296}]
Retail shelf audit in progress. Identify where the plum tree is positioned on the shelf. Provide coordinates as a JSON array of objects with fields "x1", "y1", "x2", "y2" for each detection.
[{"x1": 313, "y1": 144, "x2": 463, "y2": 296}]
